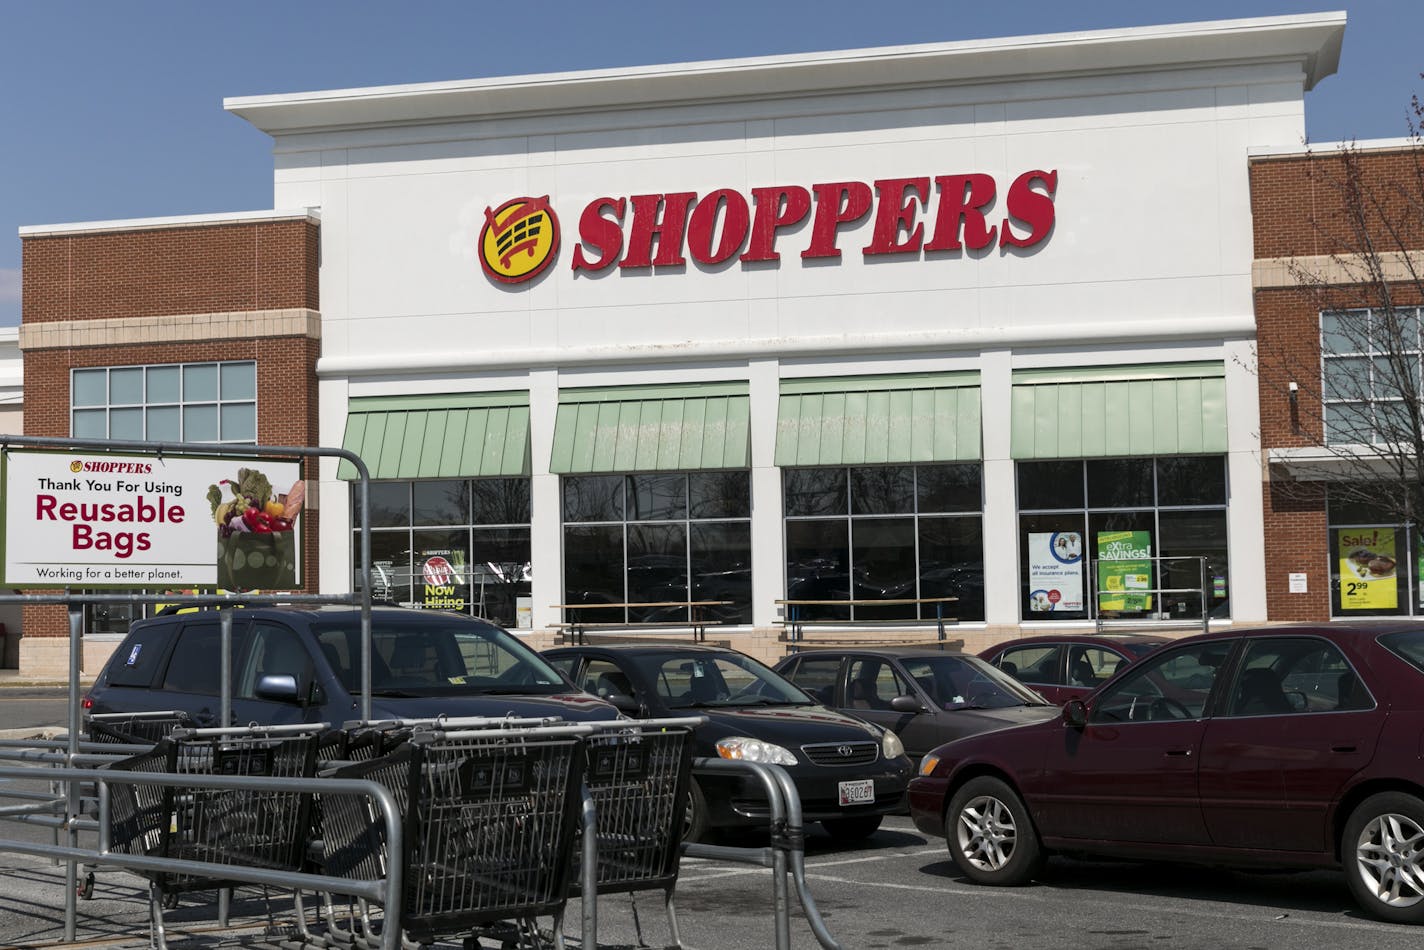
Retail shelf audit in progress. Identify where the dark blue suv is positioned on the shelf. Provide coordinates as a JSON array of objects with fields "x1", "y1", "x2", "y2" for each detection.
[{"x1": 85, "y1": 605, "x2": 619, "y2": 728}]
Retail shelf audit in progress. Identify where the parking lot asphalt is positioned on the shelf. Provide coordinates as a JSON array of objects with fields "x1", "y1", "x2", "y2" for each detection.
[{"x1": 5, "y1": 815, "x2": 1424, "y2": 950}]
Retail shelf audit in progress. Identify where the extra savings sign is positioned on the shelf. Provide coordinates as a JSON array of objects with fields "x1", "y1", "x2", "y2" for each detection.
[
  {"x1": 1, "y1": 450, "x2": 303, "y2": 590},
  {"x1": 478, "y1": 170, "x2": 1057, "y2": 283}
]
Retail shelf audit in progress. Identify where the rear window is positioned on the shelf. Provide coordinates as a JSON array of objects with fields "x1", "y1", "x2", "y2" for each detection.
[
  {"x1": 1378, "y1": 629, "x2": 1424, "y2": 673},
  {"x1": 104, "y1": 624, "x2": 178, "y2": 688}
]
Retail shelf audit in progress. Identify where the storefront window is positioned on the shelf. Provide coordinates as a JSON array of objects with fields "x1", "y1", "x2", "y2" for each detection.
[
  {"x1": 1327, "y1": 490, "x2": 1414, "y2": 617},
  {"x1": 352, "y1": 478, "x2": 532, "y2": 628},
  {"x1": 562, "y1": 472, "x2": 751, "y2": 623},
  {"x1": 783, "y1": 464, "x2": 985, "y2": 623},
  {"x1": 1018, "y1": 456, "x2": 1229, "y2": 622}
]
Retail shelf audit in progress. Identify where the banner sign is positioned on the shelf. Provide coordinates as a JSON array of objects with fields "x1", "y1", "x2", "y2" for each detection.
[
  {"x1": 1, "y1": 449, "x2": 303, "y2": 590},
  {"x1": 1338, "y1": 527, "x2": 1398, "y2": 611},
  {"x1": 1097, "y1": 530, "x2": 1153, "y2": 611},
  {"x1": 1027, "y1": 531, "x2": 1083, "y2": 613}
]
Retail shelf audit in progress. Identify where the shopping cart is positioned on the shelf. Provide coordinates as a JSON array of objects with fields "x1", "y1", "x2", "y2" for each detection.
[
  {"x1": 320, "y1": 721, "x2": 590, "y2": 949},
  {"x1": 84, "y1": 710, "x2": 193, "y2": 746},
  {"x1": 103, "y1": 723, "x2": 326, "y2": 949},
  {"x1": 568, "y1": 718, "x2": 700, "y2": 948}
]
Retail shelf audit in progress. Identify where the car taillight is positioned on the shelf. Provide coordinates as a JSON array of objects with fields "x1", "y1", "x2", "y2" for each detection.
[{"x1": 81, "y1": 696, "x2": 93, "y2": 710}]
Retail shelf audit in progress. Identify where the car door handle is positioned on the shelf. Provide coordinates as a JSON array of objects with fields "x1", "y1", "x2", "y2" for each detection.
[
  {"x1": 1165, "y1": 748, "x2": 1193, "y2": 757},
  {"x1": 1331, "y1": 745, "x2": 1358, "y2": 754}
]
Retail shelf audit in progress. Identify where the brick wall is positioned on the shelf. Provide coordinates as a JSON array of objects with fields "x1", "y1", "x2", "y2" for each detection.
[
  {"x1": 21, "y1": 220, "x2": 318, "y2": 323},
  {"x1": 1251, "y1": 145, "x2": 1424, "y2": 622},
  {"x1": 18, "y1": 218, "x2": 320, "y2": 653},
  {"x1": 1250, "y1": 148, "x2": 1424, "y2": 260}
]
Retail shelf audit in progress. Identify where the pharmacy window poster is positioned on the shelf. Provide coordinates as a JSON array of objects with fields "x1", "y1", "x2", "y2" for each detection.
[
  {"x1": 1097, "y1": 530, "x2": 1153, "y2": 611},
  {"x1": 1027, "y1": 531, "x2": 1083, "y2": 612},
  {"x1": 1339, "y1": 527, "x2": 1398, "y2": 611}
]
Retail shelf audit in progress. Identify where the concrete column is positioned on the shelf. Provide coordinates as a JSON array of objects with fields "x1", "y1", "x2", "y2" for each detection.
[
  {"x1": 749, "y1": 358, "x2": 784, "y2": 627},
  {"x1": 528, "y1": 368, "x2": 563, "y2": 631},
  {"x1": 1224, "y1": 338, "x2": 1268, "y2": 622},
  {"x1": 979, "y1": 349, "x2": 1018, "y2": 627}
]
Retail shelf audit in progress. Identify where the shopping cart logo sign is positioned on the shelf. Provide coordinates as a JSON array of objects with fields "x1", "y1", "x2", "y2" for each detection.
[
  {"x1": 458, "y1": 755, "x2": 531, "y2": 799},
  {"x1": 215, "y1": 747, "x2": 275, "y2": 776},
  {"x1": 591, "y1": 747, "x2": 645, "y2": 780}
]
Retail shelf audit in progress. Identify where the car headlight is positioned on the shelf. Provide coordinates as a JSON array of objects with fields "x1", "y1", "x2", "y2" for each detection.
[
  {"x1": 715, "y1": 736, "x2": 798, "y2": 766},
  {"x1": 882, "y1": 729, "x2": 905, "y2": 760},
  {"x1": 918, "y1": 753, "x2": 941, "y2": 777}
]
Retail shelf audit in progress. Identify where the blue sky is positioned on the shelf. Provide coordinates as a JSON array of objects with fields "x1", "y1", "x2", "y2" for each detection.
[{"x1": 2, "y1": 1, "x2": 1420, "y2": 326}]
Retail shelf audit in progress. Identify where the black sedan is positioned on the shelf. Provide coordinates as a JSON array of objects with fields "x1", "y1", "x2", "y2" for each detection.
[
  {"x1": 774, "y1": 647, "x2": 1060, "y2": 766},
  {"x1": 544, "y1": 643, "x2": 912, "y2": 841}
]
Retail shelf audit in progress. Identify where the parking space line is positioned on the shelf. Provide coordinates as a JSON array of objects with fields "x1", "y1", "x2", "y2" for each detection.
[{"x1": 801, "y1": 872, "x2": 1411, "y2": 936}]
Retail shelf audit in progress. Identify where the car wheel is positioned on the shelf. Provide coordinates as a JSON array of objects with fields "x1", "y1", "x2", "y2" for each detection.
[
  {"x1": 946, "y1": 776, "x2": 1044, "y2": 885},
  {"x1": 1343, "y1": 792, "x2": 1424, "y2": 923},
  {"x1": 682, "y1": 778, "x2": 709, "y2": 843},
  {"x1": 821, "y1": 815, "x2": 883, "y2": 840}
]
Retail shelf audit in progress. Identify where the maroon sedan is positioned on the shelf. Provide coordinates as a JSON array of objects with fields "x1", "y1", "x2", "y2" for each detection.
[
  {"x1": 911, "y1": 623, "x2": 1424, "y2": 923},
  {"x1": 979, "y1": 633, "x2": 1168, "y2": 703}
]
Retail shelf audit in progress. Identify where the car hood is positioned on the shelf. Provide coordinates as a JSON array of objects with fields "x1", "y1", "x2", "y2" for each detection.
[
  {"x1": 940, "y1": 703, "x2": 1061, "y2": 733},
  {"x1": 690, "y1": 703, "x2": 884, "y2": 743},
  {"x1": 365, "y1": 691, "x2": 621, "y2": 723}
]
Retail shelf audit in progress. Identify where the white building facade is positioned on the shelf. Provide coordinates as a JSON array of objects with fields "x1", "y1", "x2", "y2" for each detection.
[{"x1": 228, "y1": 13, "x2": 1345, "y2": 651}]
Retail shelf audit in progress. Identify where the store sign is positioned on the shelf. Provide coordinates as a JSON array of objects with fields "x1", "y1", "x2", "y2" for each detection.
[
  {"x1": 1097, "y1": 530, "x2": 1153, "y2": 612},
  {"x1": 1339, "y1": 528, "x2": 1398, "y2": 610},
  {"x1": 481, "y1": 169, "x2": 1058, "y2": 284},
  {"x1": 1027, "y1": 531, "x2": 1083, "y2": 613},
  {"x1": 0, "y1": 449, "x2": 302, "y2": 590}
]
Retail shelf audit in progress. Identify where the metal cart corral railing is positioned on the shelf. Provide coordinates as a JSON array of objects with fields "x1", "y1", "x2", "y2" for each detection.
[
  {"x1": 0, "y1": 764, "x2": 407, "y2": 950},
  {"x1": 775, "y1": 596, "x2": 959, "y2": 647},
  {"x1": 1090, "y1": 555, "x2": 1214, "y2": 635},
  {"x1": 549, "y1": 600, "x2": 733, "y2": 644}
]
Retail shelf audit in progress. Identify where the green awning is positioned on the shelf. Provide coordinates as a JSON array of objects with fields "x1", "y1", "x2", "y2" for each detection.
[
  {"x1": 1010, "y1": 362, "x2": 1227, "y2": 459},
  {"x1": 338, "y1": 392, "x2": 530, "y2": 479},
  {"x1": 774, "y1": 373, "x2": 981, "y2": 466},
  {"x1": 549, "y1": 382, "x2": 750, "y2": 474}
]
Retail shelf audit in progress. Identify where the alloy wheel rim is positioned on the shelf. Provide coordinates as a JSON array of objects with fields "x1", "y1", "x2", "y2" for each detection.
[
  {"x1": 956, "y1": 795, "x2": 1017, "y2": 871},
  {"x1": 1356, "y1": 812, "x2": 1424, "y2": 908}
]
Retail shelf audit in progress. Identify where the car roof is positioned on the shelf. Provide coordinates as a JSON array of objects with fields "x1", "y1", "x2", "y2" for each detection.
[
  {"x1": 777, "y1": 646, "x2": 972, "y2": 660},
  {"x1": 984, "y1": 633, "x2": 1169, "y2": 648},
  {"x1": 544, "y1": 642, "x2": 747, "y2": 657},
  {"x1": 135, "y1": 604, "x2": 502, "y2": 628}
]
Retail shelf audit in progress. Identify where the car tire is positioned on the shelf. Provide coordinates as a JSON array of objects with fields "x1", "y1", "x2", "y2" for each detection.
[
  {"x1": 946, "y1": 776, "x2": 1044, "y2": 885},
  {"x1": 682, "y1": 778, "x2": 709, "y2": 843},
  {"x1": 1342, "y1": 791, "x2": 1424, "y2": 923},
  {"x1": 821, "y1": 815, "x2": 883, "y2": 840}
]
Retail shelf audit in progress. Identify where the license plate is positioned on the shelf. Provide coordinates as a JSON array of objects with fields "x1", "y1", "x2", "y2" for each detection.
[{"x1": 838, "y1": 779, "x2": 875, "y2": 806}]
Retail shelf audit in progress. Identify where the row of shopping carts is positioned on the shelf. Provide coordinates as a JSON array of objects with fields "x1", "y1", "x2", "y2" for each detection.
[{"x1": 84, "y1": 711, "x2": 700, "y2": 950}]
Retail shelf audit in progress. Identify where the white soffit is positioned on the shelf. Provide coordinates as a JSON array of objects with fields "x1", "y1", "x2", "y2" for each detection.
[{"x1": 225, "y1": 12, "x2": 1346, "y2": 135}]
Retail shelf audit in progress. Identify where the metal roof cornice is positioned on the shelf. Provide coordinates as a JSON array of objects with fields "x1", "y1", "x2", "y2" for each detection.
[{"x1": 225, "y1": 12, "x2": 1346, "y2": 135}]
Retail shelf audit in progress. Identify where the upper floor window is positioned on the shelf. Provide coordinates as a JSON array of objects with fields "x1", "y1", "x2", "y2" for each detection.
[
  {"x1": 71, "y1": 362, "x2": 257, "y2": 443},
  {"x1": 1322, "y1": 307, "x2": 1424, "y2": 445}
]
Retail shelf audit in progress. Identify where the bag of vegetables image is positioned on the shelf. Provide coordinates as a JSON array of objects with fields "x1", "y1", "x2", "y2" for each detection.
[{"x1": 206, "y1": 468, "x2": 306, "y2": 591}]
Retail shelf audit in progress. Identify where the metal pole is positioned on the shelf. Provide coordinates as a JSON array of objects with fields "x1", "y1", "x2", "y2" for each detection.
[
  {"x1": 1201, "y1": 556, "x2": 1210, "y2": 635},
  {"x1": 220, "y1": 609, "x2": 232, "y2": 729},
  {"x1": 580, "y1": 784, "x2": 598, "y2": 949},
  {"x1": 64, "y1": 606, "x2": 82, "y2": 944},
  {"x1": 357, "y1": 470, "x2": 372, "y2": 722}
]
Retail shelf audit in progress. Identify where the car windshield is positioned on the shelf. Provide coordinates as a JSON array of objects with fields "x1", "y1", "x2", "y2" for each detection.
[
  {"x1": 901, "y1": 655, "x2": 1050, "y2": 709},
  {"x1": 632, "y1": 651, "x2": 814, "y2": 709},
  {"x1": 312, "y1": 616, "x2": 567, "y2": 695}
]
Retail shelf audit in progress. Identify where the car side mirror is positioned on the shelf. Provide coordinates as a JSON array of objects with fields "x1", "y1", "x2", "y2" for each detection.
[
  {"x1": 605, "y1": 694, "x2": 642, "y2": 715},
  {"x1": 890, "y1": 695, "x2": 924, "y2": 713},
  {"x1": 255, "y1": 673, "x2": 303, "y2": 705},
  {"x1": 1062, "y1": 698, "x2": 1088, "y2": 728}
]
